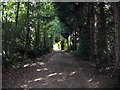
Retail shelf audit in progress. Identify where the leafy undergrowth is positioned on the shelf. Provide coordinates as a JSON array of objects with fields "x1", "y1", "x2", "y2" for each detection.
[{"x1": 2, "y1": 51, "x2": 56, "y2": 75}]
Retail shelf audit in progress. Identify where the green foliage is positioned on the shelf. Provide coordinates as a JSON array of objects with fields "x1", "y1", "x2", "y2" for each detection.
[
  {"x1": 2, "y1": 2, "x2": 118, "y2": 69},
  {"x1": 2, "y1": 2, "x2": 62, "y2": 67}
]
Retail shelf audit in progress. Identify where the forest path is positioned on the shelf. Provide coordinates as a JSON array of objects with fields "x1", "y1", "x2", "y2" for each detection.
[{"x1": 3, "y1": 51, "x2": 117, "y2": 88}]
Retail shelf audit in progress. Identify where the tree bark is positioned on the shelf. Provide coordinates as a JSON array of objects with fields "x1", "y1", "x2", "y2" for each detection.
[
  {"x1": 90, "y1": 3, "x2": 96, "y2": 60},
  {"x1": 25, "y1": 2, "x2": 30, "y2": 57},
  {"x1": 67, "y1": 37, "x2": 70, "y2": 50},
  {"x1": 97, "y1": 2, "x2": 107, "y2": 68},
  {"x1": 2, "y1": 2, "x2": 4, "y2": 23},
  {"x1": 15, "y1": 2, "x2": 20, "y2": 26},
  {"x1": 74, "y1": 30, "x2": 77, "y2": 50},
  {"x1": 86, "y1": 3, "x2": 91, "y2": 59},
  {"x1": 35, "y1": 17, "x2": 40, "y2": 49},
  {"x1": 113, "y1": 3, "x2": 120, "y2": 67}
]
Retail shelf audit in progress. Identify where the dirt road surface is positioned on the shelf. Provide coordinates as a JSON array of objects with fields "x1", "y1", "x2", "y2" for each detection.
[{"x1": 2, "y1": 51, "x2": 118, "y2": 88}]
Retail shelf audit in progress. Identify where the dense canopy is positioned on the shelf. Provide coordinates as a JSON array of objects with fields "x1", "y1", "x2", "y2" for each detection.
[{"x1": 1, "y1": 2, "x2": 120, "y2": 88}]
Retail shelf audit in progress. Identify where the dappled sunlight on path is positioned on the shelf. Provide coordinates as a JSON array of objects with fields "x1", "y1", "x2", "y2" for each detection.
[{"x1": 3, "y1": 51, "x2": 117, "y2": 88}]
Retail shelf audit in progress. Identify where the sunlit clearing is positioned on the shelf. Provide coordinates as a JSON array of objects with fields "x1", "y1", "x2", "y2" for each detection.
[
  {"x1": 37, "y1": 69, "x2": 42, "y2": 72},
  {"x1": 53, "y1": 43, "x2": 60, "y2": 51},
  {"x1": 48, "y1": 73, "x2": 57, "y2": 77},
  {"x1": 23, "y1": 64, "x2": 29, "y2": 68},
  {"x1": 70, "y1": 72, "x2": 76, "y2": 76},
  {"x1": 34, "y1": 78, "x2": 43, "y2": 82}
]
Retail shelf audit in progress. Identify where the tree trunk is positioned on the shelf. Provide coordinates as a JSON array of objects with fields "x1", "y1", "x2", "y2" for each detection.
[
  {"x1": 2, "y1": 2, "x2": 4, "y2": 23},
  {"x1": 67, "y1": 37, "x2": 69, "y2": 50},
  {"x1": 3, "y1": 8, "x2": 8, "y2": 61},
  {"x1": 35, "y1": 17, "x2": 40, "y2": 49},
  {"x1": 86, "y1": 3, "x2": 91, "y2": 59},
  {"x1": 25, "y1": 2, "x2": 30, "y2": 57},
  {"x1": 97, "y1": 2, "x2": 107, "y2": 68},
  {"x1": 90, "y1": 3, "x2": 96, "y2": 60},
  {"x1": 43, "y1": 27, "x2": 46, "y2": 51},
  {"x1": 74, "y1": 30, "x2": 77, "y2": 50},
  {"x1": 113, "y1": 3, "x2": 120, "y2": 67},
  {"x1": 15, "y1": 2, "x2": 20, "y2": 26},
  {"x1": 11, "y1": 2, "x2": 20, "y2": 57}
]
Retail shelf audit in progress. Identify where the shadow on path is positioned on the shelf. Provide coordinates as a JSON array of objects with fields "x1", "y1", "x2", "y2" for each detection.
[{"x1": 2, "y1": 51, "x2": 117, "y2": 88}]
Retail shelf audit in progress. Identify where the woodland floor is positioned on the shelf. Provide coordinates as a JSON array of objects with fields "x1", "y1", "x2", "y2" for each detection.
[{"x1": 2, "y1": 51, "x2": 119, "y2": 88}]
